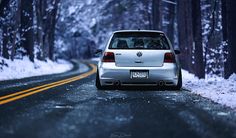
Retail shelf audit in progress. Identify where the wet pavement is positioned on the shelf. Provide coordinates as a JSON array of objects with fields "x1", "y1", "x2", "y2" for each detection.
[{"x1": 0, "y1": 62, "x2": 236, "y2": 138}]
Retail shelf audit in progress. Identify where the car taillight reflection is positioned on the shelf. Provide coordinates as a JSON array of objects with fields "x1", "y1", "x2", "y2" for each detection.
[{"x1": 102, "y1": 52, "x2": 115, "y2": 62}]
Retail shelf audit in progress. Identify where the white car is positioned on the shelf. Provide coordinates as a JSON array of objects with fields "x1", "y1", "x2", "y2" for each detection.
[{"x1": 95, "y1": 30, "x2": 182, "y2": 90}]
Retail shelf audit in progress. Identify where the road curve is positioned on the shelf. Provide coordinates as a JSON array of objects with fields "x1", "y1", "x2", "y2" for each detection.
[{"x1": 0, "y1": 61, "x2": 236, "y2": 138}]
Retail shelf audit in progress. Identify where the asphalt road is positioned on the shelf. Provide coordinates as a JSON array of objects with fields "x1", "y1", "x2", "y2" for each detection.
[{"x1": 0, "y1": 61, "x2": 236, "y2": 138}]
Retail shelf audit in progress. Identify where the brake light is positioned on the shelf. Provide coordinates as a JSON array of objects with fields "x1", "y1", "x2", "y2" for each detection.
[
  {"x1": 102, "y1": 52, "x2": 115, "y2": 62},
  {"x1": 164, "y1": 53, "x2": 176, "y2": 63}
]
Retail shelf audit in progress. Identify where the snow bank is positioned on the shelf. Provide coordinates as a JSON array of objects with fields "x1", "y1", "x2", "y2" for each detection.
[
  {"x1": 91, "y1": 57, "x2": 100, "y2": 61},
  {"x1": 0, "y1": 57, "x2": 73, "y2": 81},
  {"x1": 182, "y1": 70, "x2": 236, "y2": 109}
]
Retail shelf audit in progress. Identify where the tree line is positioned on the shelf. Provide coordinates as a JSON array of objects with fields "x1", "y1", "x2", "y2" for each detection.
[
  {"x1": 0, "y1": 0, "x2": 60, "y2": 62},
  {"x1": 152, "y1": 0, "x2": 236, "y2": 79},
  {"x1": 1, "y1": 0, "x2": 236, "y2": 79}
]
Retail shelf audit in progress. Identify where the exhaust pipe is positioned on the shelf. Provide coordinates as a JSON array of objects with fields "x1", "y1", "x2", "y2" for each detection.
[
  {"x1": 114, "y1": 81, "x2": 120, "y2": 86},
  {"x1": 159, "y1": 81, "x2": 165, "y2": 86}
]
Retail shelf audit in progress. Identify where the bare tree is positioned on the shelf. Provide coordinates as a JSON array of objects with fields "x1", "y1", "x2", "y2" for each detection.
[
  {"x1": 177, "y1": 0, "x2": 194, "y2": 73},
  {"x1": 20, "y1": 0, "x2": 34, "y2": 62},
  {"x1": 152, "y1": 0, "x2": 162, "y2": 30},
  {"x1": 48, "y1": 0, "x2": 60, "y2": 60},
  {"x1": 35, "y1": 0, "x2": 60, "y2": 61},
  {"x1": 165, "y1": 0, "x2": 176, "y2": 44},
  {"x1": 192, "y1": 0, "x2": 204, "y2": 78},
  {"x1": 222, "y1": 0, "x2": 236, "y2": 78},
  {"x1": 0, "y1": 0, "x2": 10, "y2": 59}
]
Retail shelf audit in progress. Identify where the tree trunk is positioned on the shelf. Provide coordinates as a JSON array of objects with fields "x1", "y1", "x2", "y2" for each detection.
[
  {"x1": 10, "y1": 0, "x2": 21, "y2": 61},
  {"x1": 35, "y1": 0, "x2": 46, "y2": 60},
  {"x1": 222, "y1": 0, "x2": 236, "y2": 78},
  {"x1": 2, "y1": 27, "x2": 9, "y2": 59},
  {"x1": 177, "y1": 0, "x2": 194, "y2": 73},
  {"x1": 192, "y1": 0, "x2": 204, "y2": 78},
  {"x1": 177, "y1": 0, "x2": 186, "y2": 69},
  {"x1": 20, "y1": 0, "x2": 34, "y2": 62},
  {"x1": 1, "y1": 0, "x2": 10, "y2": 59},
  {"x1": 48, "y1": 0, "x2": 60, "y2": 60},
  {"x1": 42, "y1": 0, "x2": 49, "y2": 60},
  {"x1": 152, "y1": 0, "x2": 162, "y2": 30},
  {"x1": 166, "y1": 1, "x2": 175, "y2": 44}
]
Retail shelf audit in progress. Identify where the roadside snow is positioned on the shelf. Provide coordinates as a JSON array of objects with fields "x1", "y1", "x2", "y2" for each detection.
[
  {"x1": 0, "y1": 57, "x2": 73, "y2": 81},
  {"x1": 182, "y1": 70, "x2": 236, "y2": 110},
  {"x1": 91, "y1": 57, "x2": 100, "y2": 62}
]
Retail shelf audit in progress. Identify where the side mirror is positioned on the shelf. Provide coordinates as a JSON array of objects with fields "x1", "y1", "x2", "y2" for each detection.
[
  {"x1": 174, "y1": 50, "x2": 181, "y2": 55},
  {"x1": 95, "y1": 49, "x2": 103, "y2": 54}
]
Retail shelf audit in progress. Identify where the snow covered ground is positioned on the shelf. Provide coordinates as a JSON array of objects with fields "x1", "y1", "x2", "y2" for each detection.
[
  {"x1": 91, "y1": 57, "x2": 100, "y2": 62},
  {"x1": 182, "y1": 70, "x2": 236, "y2": 110},
  {"x1": 0, "y1": 57, "x2": 73, "y2": 81}
]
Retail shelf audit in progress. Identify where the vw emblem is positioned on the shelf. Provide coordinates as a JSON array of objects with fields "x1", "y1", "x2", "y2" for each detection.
[{"x1": 137, "y1": 52, "x2": 142, "y2": 57}]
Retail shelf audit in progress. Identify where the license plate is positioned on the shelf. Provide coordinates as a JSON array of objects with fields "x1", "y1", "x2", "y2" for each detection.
[{"x1": 131, "y1": 71, "x2": 149, "y2": 79}]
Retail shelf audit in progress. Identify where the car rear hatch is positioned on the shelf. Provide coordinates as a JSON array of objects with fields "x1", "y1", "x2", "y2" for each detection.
[{"x1": 114, "y1": 50, "x2": 170, "y2": 67}]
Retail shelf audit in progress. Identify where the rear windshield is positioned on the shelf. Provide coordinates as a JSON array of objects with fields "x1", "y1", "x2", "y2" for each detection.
[{"x1": 109, "y1": 32, "x2": 170, "y2": 50}]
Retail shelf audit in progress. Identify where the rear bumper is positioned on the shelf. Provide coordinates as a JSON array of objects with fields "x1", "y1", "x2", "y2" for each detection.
[{"x1": 98, "y1": 63, "x2": 179, "y2": 86}]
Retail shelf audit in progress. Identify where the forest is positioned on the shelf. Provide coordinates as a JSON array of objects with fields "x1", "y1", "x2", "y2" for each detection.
[{"x1": 0, "y1": 0, "x2": 236, "y2": 79}]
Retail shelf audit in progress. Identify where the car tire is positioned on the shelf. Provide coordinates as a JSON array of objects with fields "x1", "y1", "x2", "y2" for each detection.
[
  {"x1": 174, "y1": 70, "x2": 182, "y2": 90},
  {"x1": 96, "y1": 69, "x2": 104, "y2": 90}
]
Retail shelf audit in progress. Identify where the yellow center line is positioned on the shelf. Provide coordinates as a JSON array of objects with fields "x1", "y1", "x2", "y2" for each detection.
[
  {"x1": 0, "y1": 77, "x2": 80, "y2": 100},
  {"x1": 0, "y1": 64, "x2": 97, "y2": 105},
  {"x1": 0, "y1": 70, "x2": 93, "y2": 101}
]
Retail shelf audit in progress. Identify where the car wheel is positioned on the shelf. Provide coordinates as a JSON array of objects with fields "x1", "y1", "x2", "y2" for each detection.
[
  {"x1": 174, "y1": 70, "x2": 182, "y2": 90},
  {"x1": 96, "y1": 69, "x2": 104, "y2": 90}
]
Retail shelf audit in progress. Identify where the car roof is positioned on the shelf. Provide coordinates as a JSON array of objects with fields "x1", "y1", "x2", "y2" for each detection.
[{"x1": 113, "y1": 30, "x2": 164, "y2": 34}]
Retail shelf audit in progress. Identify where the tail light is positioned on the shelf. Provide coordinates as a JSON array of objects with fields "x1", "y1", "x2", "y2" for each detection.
[
  {"x1": 164, "y1": 52, "x2": 176, "y2": 63},
  {"x1": 102, "y1": 52, "x2": 115, "y2": 62}
]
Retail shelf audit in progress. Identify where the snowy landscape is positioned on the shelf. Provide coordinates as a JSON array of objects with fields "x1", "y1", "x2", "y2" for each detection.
[
  {"x1": 183, "y1": 70, "x2": 236, "y2": 110},
  {"x1": 0, "y1": 57, "x2": 72, "y2": 81},
  {"x1": 0, "y1": 0, "x2": 236, "y2": 138},
  {"x1": 1, "y1": 0, "x2": 236, "y2": 137},
  {"x1": 0, "y1": 0, "x2": 236, "y2": 110}
]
